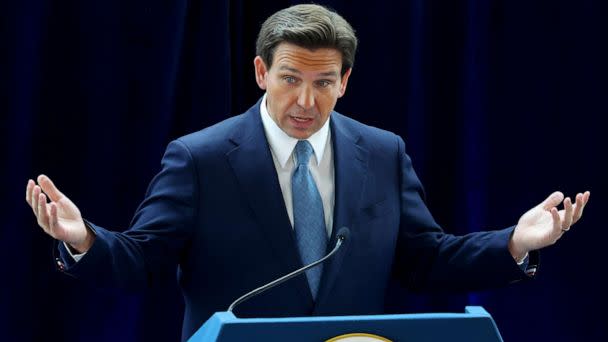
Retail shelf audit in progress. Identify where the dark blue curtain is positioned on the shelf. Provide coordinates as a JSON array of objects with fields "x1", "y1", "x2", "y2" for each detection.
[{"x1": 2, "y1": 0, "x2": 606, "y2": 341}]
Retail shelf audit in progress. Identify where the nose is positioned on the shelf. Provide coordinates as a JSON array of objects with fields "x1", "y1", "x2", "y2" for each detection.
[{"x1": 296, "y1": 85, "x2": 315, "y2": 110}]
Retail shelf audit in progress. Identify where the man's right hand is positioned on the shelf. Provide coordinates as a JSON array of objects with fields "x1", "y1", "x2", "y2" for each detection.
[{"x1": 26, "y1": 175, "x2": 94, "y2": 254}]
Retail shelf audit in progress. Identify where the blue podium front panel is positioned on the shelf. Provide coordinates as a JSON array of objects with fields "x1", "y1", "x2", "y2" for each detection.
[{"x1": 189, "y1": 306, "x2": 503, "y2": 342}]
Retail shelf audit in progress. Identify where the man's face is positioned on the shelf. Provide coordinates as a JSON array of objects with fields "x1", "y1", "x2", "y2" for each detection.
[{"x1": 254, "y1": 43, "x2": 352, "y2": 139}]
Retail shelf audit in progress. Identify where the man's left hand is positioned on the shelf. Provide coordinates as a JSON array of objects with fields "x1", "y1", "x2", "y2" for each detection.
[{"x1": 509, "y1": 191, "x2": 590, "y2": 262}]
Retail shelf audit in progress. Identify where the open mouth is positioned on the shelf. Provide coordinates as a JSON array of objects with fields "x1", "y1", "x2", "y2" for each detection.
[{"x1": 291, "y1": 116, "x2": 313, "y2": 122}]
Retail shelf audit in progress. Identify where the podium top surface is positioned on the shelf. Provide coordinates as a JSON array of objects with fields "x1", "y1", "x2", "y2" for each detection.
[{"x1": 215, "y1": 305, "x2": 490, "y2": 324}]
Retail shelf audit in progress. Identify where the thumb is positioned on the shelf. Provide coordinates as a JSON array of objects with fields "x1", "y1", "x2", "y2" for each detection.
[
  {"x1": 37, "y1": 174, "x2": 65, "y2": 203},
  {"x1": 540, "y1": 191, "x2": 564, "y2": 210}
]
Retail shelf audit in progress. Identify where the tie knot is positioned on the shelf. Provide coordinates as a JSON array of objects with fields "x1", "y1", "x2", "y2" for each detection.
[{"x1": 295, "y1": 140, "x2": 314, "y2": 166}]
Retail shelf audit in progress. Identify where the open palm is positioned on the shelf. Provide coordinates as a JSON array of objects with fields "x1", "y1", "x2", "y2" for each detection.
[
  {"x1": 26, "y1": 175, "x2": 92, "y2": 252},
  {"x1": 510, "y1": 191, "x2": 590, "y2": 259}
]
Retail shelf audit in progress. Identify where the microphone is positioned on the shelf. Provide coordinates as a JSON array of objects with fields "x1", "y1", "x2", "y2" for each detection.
[{"x1": 227, "y1": 227, "x2": 351, "y2": 314}]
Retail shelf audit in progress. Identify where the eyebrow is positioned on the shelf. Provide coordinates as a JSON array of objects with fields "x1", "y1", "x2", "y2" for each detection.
[{"x1": 278, "y1": 66, "x2": 338, "y2": 78}]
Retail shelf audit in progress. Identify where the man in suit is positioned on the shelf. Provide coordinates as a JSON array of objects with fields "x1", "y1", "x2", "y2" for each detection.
[{"x1": 25, "y1": 4, "x2": 589, "y2": 341}]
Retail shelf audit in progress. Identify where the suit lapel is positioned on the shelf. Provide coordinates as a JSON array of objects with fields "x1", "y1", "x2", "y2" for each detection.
[
  {"x1": 314, "y1": 113, "x2": 369, "y2": 310},
  {"x1": 226, "y1": 102, "x2": 313, "y2": 304}
]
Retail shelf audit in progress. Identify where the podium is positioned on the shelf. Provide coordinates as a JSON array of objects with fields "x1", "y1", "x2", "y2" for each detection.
[{"x1": 188, "y1": 306, "x2": 504, "y2": 341}]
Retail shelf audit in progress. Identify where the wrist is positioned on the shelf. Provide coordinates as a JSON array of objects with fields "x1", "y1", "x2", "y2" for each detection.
[
  {"x1": 69, "y1": 226, "x2": 95, "y2": 253},
  {"x1": 509, "y1": 227, "x2": 528, "y2": 263}
]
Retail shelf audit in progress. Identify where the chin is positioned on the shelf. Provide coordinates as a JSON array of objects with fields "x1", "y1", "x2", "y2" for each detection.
[
  {"x1": 289, "y1": 132, "x2": 310, "y2": 140},
  {"x1": 286, "y1": 129, "x2": 313, "y2": 140}
]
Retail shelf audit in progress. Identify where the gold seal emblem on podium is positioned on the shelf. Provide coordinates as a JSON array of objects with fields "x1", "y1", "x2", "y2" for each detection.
[{"x1": 326, "y1": 333, "x2": 392, "y2": 342}]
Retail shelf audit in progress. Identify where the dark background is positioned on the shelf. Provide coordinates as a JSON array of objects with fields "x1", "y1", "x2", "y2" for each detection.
[{"x1": 2, "y1": 0, "x2": 606, "y2": 341}]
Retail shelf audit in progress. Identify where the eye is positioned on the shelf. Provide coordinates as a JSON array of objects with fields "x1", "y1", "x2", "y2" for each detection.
[
  {"x1": 283, "y1": 76, "x2": 298, "y2": 84},
  {"x1": 316, "y1": 80, "x2": 332, "y2": 88}
]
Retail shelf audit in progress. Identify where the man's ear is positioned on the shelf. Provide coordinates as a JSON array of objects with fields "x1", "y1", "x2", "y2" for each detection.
[
  {"x1": 338, "y1": 68, "x2": 352, "y2": 98},
  {"x1": 254, "y1": 56, "x2": 268, "y2": 90}
]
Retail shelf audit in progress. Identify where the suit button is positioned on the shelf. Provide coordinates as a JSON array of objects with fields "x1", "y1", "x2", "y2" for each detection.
[{"x1": 55, "y1": 258, "x2": 65, "y2": 271}]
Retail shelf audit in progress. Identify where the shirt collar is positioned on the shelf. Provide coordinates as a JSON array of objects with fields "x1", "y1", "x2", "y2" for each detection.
[{"x1": 259, "y1": 93, "x2": 330, "y2": 168}]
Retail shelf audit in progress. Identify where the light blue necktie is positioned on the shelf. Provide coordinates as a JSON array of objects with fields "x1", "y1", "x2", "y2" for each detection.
[{"x1": 292, "y1": 140, "x2": 328, "y2": 299}]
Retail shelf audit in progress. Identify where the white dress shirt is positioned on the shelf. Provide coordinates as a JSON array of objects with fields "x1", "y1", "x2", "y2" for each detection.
[{"x1": 260, "y1": 93, "x2": 335, "y2": 237}]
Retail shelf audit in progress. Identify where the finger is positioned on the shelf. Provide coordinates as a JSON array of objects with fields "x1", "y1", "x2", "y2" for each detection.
[
  {"x1": 37, "y1": 175, "x2": 65, "y2": 203},
  {"x1": 38, "y1": 193, "x2": 50, "y2": 231},
  {"x1": 49, "y1": 202, "x2": 59, "y2": 237},
  {"x1": 572, "y1": 191, "x2": 591, "y2": 224},
  {"x1": 572, "y1": 193, "x2": 584, "y2": 223},
  {"x1": 31, "y1": 185, "x2": 41, "y2": 217},
  {"x1": 541, "y1": 191, "x2": 564, "y2": 211},
  {"x1": 583, "y1": 191, "x2": 590, "y2": 205},
  {"x1": 26, "y1": 179, "x2": 35, "y2": 207},
  {"x1": 551, "y1": 207, "x2": 562, "y2": 233},
  {"x1": 562, "y1": 197, "x2": 573, "y2": 230}
]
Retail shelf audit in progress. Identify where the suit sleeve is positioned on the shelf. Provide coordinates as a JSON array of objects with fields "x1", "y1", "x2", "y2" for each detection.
[
  {"x1": 55, "y1": 139, "x2": 199, "y2": 290},
  {"x1": 393, "y1": 136, "x2": 535, "y2": 292}
]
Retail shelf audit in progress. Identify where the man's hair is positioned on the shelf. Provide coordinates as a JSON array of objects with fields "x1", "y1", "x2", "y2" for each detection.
[{"x1": 256, "y1": 4, "x2": 358, "y2": 76}]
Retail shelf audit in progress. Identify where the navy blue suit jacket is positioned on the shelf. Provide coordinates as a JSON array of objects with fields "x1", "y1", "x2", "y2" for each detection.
[{"x1": 58, "y1": 99, "x2": 530, "y2": 340}]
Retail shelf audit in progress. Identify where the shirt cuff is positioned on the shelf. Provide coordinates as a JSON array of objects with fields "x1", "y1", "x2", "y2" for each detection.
[
  {"x1": 517, "y1": 253, "x2": 529, "y2": 271},
  {"x1": 63, "y1": 242, "x2": 86, "y2": 262}
]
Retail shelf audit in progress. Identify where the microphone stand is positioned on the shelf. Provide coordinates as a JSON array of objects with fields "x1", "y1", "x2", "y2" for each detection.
[{"x1": 227, "y1": 229, "x2": 348, "y2": 313}]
